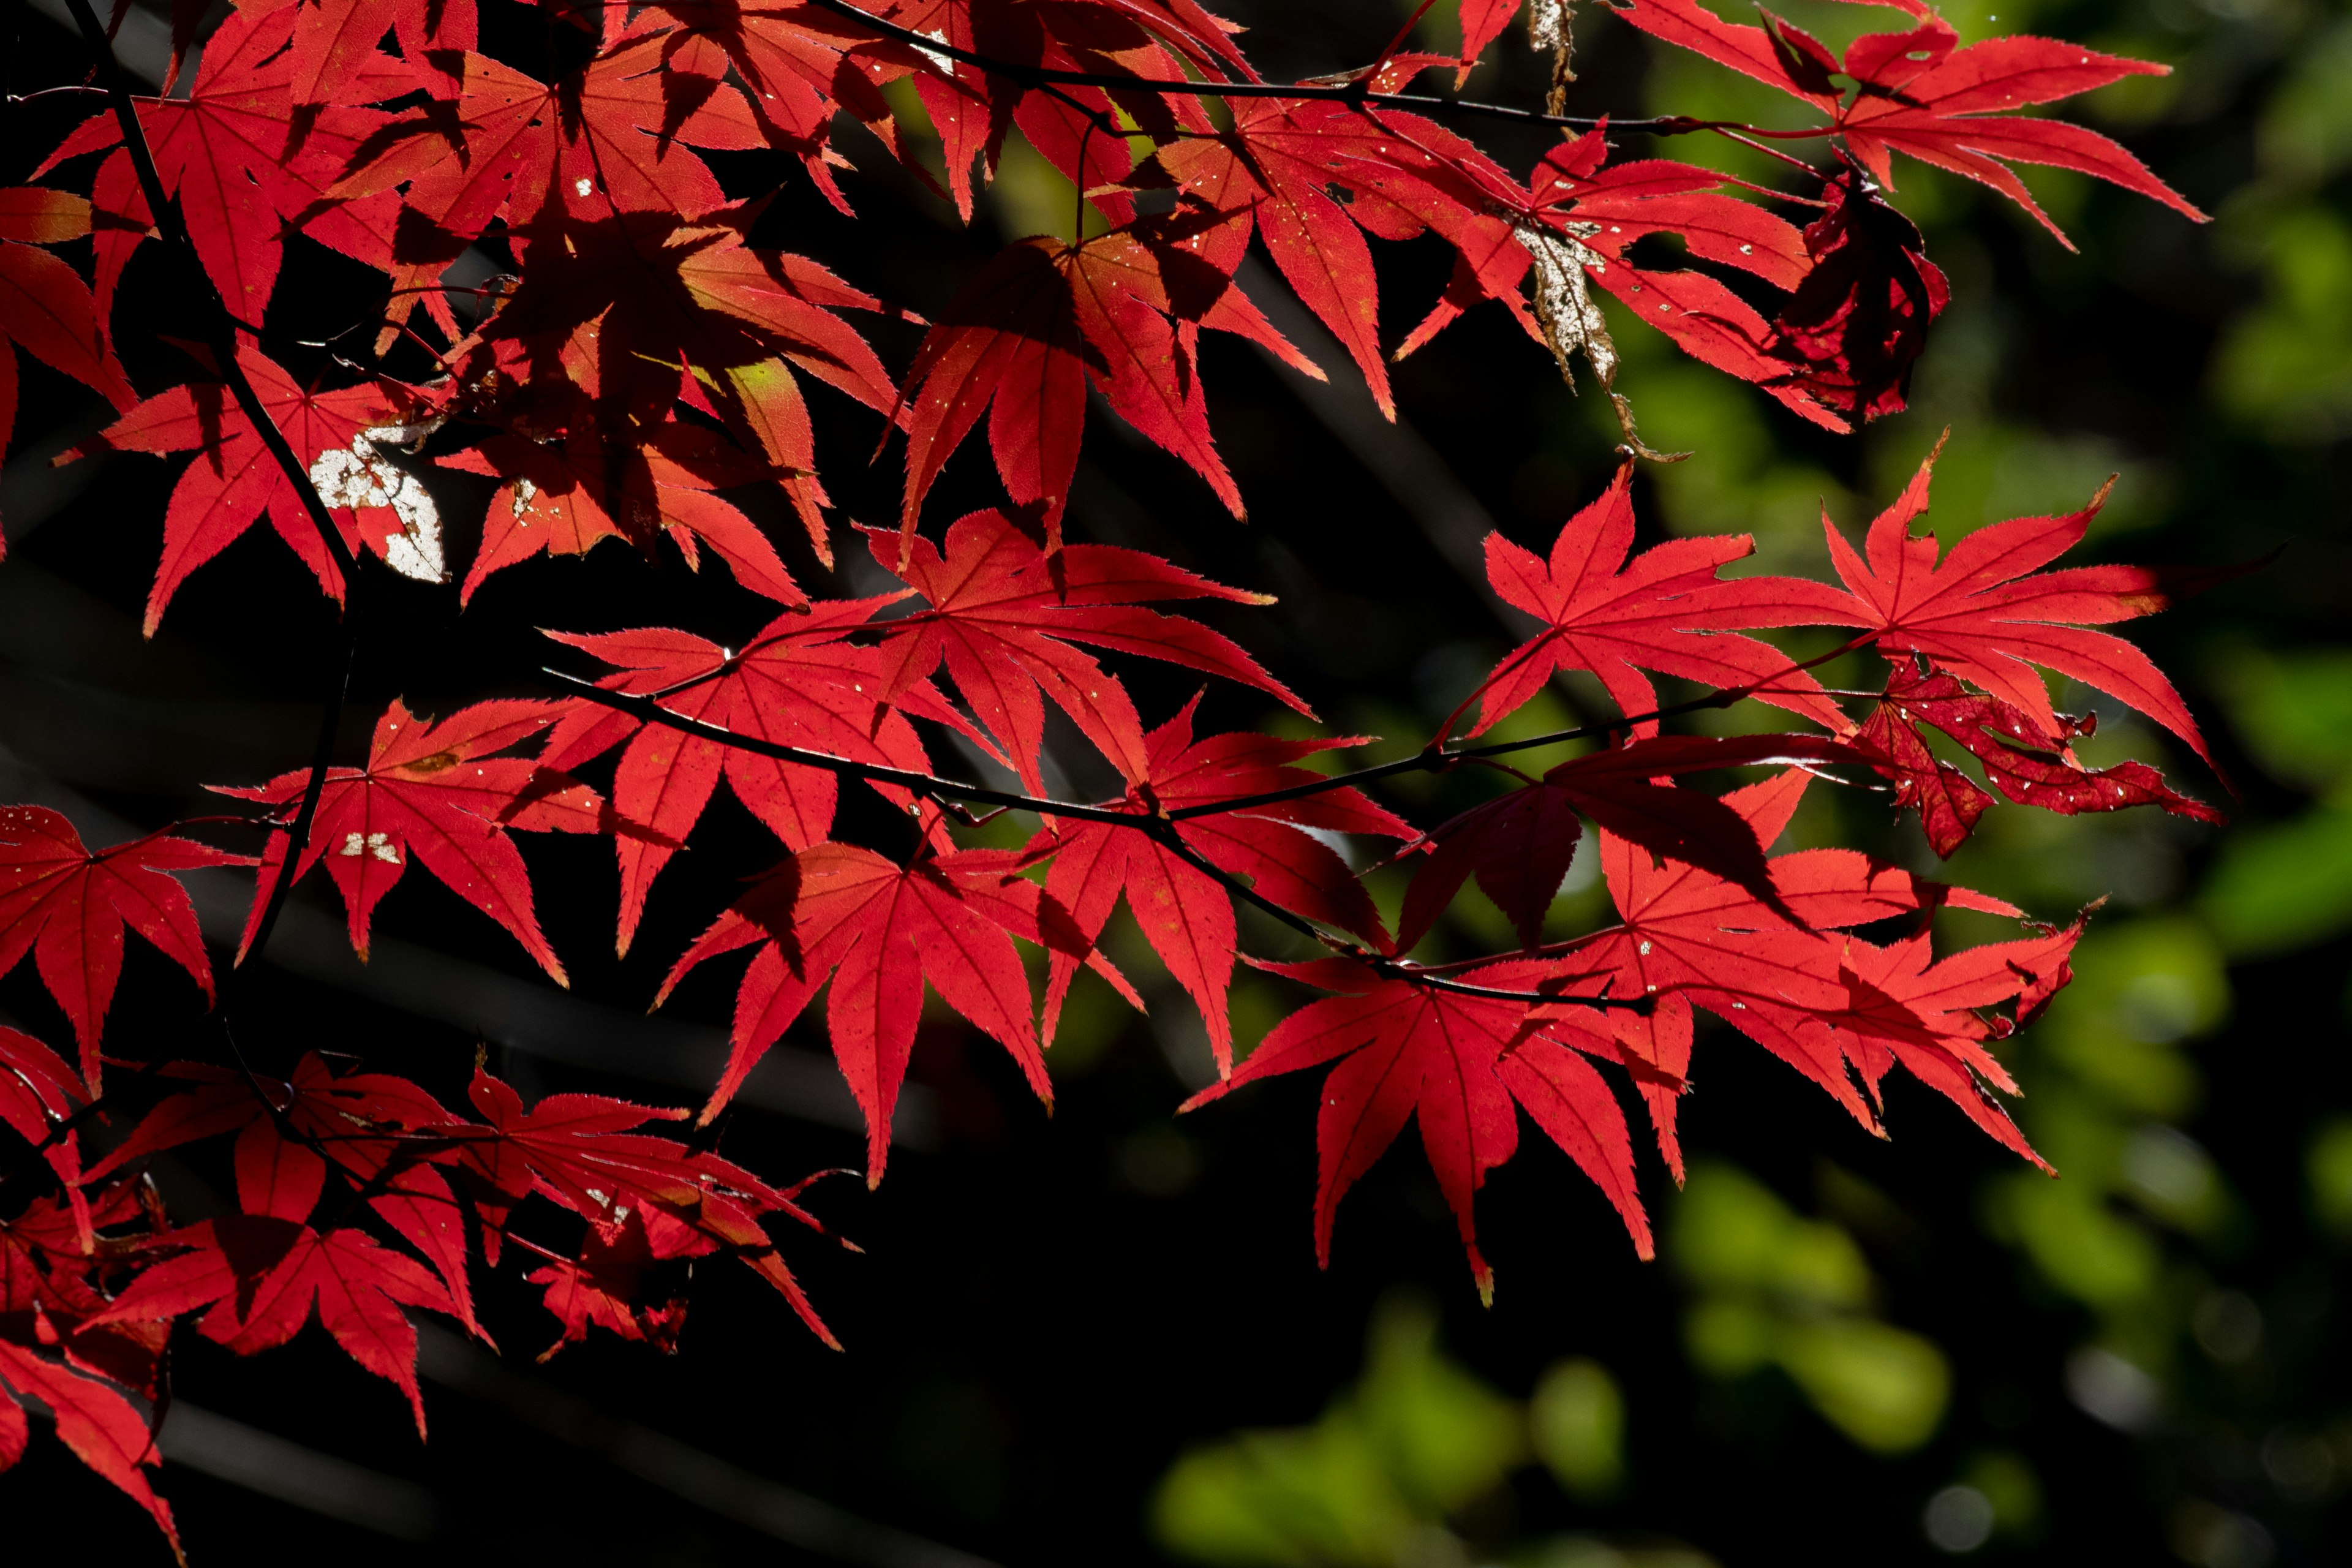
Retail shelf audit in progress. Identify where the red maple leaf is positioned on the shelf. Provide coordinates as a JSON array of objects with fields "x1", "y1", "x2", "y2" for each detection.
[
  {"x1": 1853, "y1": 656, "x2": 2221, "y2": 855},
  {"x1": 1145, "y1": 99, "x2": 1412, "y2": 415},
  {"x1": 1766, "y1": 164, "x2": 1950, "y2": 424},
  {"x1": 1465, "y1": 461, "x2": 1848, "y2": 741},
  {"x1": 894, "y1": 212, "x2": 1311, "y2": 536},
  {"x1": 0, "y1": 1340, "x2": 179, "y2": 1553},
  {"x1": 70, "y1": 343, "x2": 444, "y2": 633},
  {"x1": 1806, "y1": 915, "x2": 2085, "y2": 1167},
  {"x1": 541, "y1": 600, "x2": 964, "y2": 954},
  {"x1": 89, "y1": 1217, "x2": 456, "y2": 1434},
  {"x1": 861, "y1": 509, "x2": 1308, "y2": 790},
  {"x1": 1033, "y1": 695, "x2": 1413, "y2": 1074},
  {"x1": 0, "y1": 1026, "x2": 90, "y2": 1223},
  {"x1": 1382, "y1": 129, "x2": 1842, "y2": 431},
  {"x1": 656, "y1": 835, "x2": 1122, "y2": 1181},
  {"x1": 1182, "y1": 955, "x2": 1653, "y2": 1299},
  {"x1": 213, "y1": 698, "x2": 630, "y2": 980},
  {"x1": 1712, "y1": 444, "x2": 2220, "y2": 764},
  {"x1": 445, "y1": 203, "x2": 903, "y2": 557},
  {"x1": 526, "y1": 1206, "x2": 705, "y2": 1360},
  {"x1": 0, "y1": 187, "x2": 137, "y2": 535},
  {"x1": 451, "y1": 1072, "x2": 835, "y2": 1347},
  {"x1": 38, "y1": 5, "x2": 405, "y2": 324},
  {"x1": 1555, "y1": 767, "x2": 2021, "y2": 1131},
  {"x1": 439, "y1": 420, "x2": 804, "y2": 607},
  {"x1": 1613, "y1": 0, "x2": 2206, "y2": 245},
  {"x1": 325, "y1": 36, "x2": 771, "y2": 306},
  {"x1": 0, "y1": 807, "x2": 250, "y2": 1087}
]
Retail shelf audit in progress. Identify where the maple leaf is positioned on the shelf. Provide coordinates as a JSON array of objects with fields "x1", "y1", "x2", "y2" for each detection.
[
  {"x1": 1392, "y1": 733, "x2": 1865, "y2": 953},
  {"x1": 69, "y1": 343, "x2": 445, "y2": 633},
  {"x1": 540, "y1": 601, "x2": 962, "y2": 954},
  {"x1": 0, "y1": 1340, "x2": 179, "y2": 1555},
  {"x1": 88, "y1": 1217, "x2": 456, "y2": 1434},
  {"x1": 1853, "y1": 657, "x2": 2221, "y2": 855},
  {"x1": 1765, "y1": 164, "x2": 1949, "y2": 425},
  {"x1": 894, "y1": 211, "x2": 1313, "y2": 537},
  {"x1": 526, "y1": 1206, "x2": 704, "y2": 1360},
  {"x1": 450, "y1": 203, "x2": 902, "y2": 557},
  {"x1": 1145, "y1": 99, "x2": 1409, "y2": 416},
  {"x1": 1033, "y1": 695, "x2": 1413, "y2": 1074},
  {"x1": 0, "y1": 187, "x2": 137, "y2": 540},
  {"x1": 656, "y1": 836, "x2": 1120, "y2": 1182},
  {"x1": 1466, "y1": 460, "x2": 1848, "y2": 742},
  {"x1": 1613, "y1": 0, "x2": 2205, "y2": 246},
  {"x1": 37, "y1": 5, "x2": 405, "y2": 324},
  {"x1": 1182, "y1": 956, "x2": 1652, "y2": 1299},
  {"x1": 0, "y1": 807, "x2": 250, "y2": 1088},
  {"x1": 1554, "y1": 767, "x2": 2021, "y2": 1131},
  {"x1": 0, "y1": 1183, "x2": 170, "y2": 1397},
  {"x1": 862, "y1": 509, "x2": 1308, "y2": 790},
  {"x1": 451, "y1": 1069, "x2": 833, "y2": 1344},
  {"x1": 1709, "y1": 444, "x2": 2222, "y2": 764},
  {"x1": 439, "y1": 420, "x2": 804, "y2": 607},
  {"x1": 1809, "y1": 922, "x2": 2078, "y2": 1166},
  {"x1": 212, "y1": 698, "x2": 623, "y2": 981},
  {"x1": 0, "y1": 1026, "x2": 90, "y2": 1226},
  {"x1": 80, "y1": 1053, "x2": 483, "y2": 1332},
  {"x1": 326, "y1": 36, "x2": 769, "y2": 281},
  {"x1": 1389, "y1": 129, "x2": 1845, "y2": 434}
]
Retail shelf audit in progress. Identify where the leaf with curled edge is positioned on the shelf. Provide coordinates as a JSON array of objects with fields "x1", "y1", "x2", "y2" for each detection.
[
  {"x1": 1182, "y1": 955, "x2": 1651, "y2": 1303},
  {"x1": 0, "y1": 1025, "x2": 94, "y2": 1248},
  {"x1": 1032, "y1": 693, "x2": 1412, "y2": 1076},
  {"x1": 1765, "y1": 165, "x2": 1949, "y2": 426},
  {"x1": 860, "y1": 508, "x2": 1308, "y2": 791},
  {"x1": 211, "y1": 698, "x2": 638, "y2": 982},
  {"x1": 0, "y1": 807, "x2": 251, "y2": 1088},
  {"x1": 1853, "y1": 657, "x2": 2221, "y2": 856}
]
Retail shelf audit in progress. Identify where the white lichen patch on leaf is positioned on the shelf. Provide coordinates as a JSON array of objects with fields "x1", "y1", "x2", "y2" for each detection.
[{"x1": 310, "y1": 428, "x2": 448, "y2": 584}]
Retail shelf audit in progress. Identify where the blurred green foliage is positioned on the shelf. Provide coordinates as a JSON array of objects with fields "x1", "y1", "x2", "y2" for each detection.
[
  {"x1": 1153, "y1": 1298, "x2": 1684, "y2": 1567},
  {"x1": 1673, "y1": 1163, "x2": 1952, "y2": 1454}
]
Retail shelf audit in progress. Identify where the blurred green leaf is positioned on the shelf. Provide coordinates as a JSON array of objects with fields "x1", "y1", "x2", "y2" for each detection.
[
  {"x1": 2200, "y1": 807, "x2": 2352, "y2": 957},
  {"x1": 1776, "y1": 1318, "x2": 1951, "y2": 1455},
  {"x1": 1530, "y1": 1359, "x2": 1627, "y2": 1502},
  {"x1": 2306, "y1": 1116, "x2": 2352, "y2": 1240}
]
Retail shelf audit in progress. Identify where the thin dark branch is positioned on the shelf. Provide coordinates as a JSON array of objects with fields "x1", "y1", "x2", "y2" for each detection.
[
  {"x1": 541, "y1": 669, "x2": 1142, "y2": 824},
  {"x1": 60, "y1": 0, "x2": 363, "y2": 974},
  {"x1": 59, "y1": 0, "x2": 360, "y2": 587},
  {"x1": 541, "y1": 672, "x2": 1636, "y2": 1007},
  {"x1": 1166, "y1": 636, "x2": 1880, "y2": 820}
]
